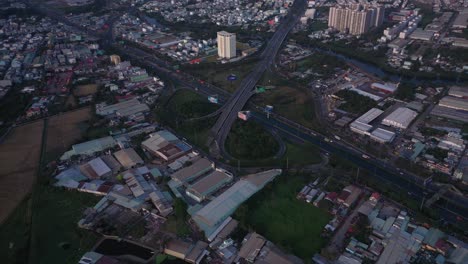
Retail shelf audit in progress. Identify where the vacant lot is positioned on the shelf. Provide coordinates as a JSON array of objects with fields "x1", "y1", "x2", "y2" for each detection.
[
  {"x1": 0, "y1": 120, "x2": 44, "y2": 224},
  {"x1": 235, "y1": 174, "x2": 330, "y2": 260},
  {"x1": 46, "y1": 107, "x2": 92, "y2": 161},
  {"x1": 73, "y1": 84, "x2": 99, "y2": 97}
]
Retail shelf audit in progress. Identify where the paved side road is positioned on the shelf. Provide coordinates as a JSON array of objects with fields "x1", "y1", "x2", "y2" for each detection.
[{"x1": 326, "y1": 198, "x2": 366, "y2": 257}]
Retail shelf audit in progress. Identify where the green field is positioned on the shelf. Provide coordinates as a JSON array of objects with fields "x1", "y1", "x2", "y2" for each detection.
[
  {"x1": 182, "y1": 60, "x2": 258, "y2": 93},
  {"x1": 235, "y1": 174, "x2": 330, "y2": 260},
  {"x1": 254, "y1": 71, "x2": 320, "y2": 130},
  {"x1": 229, "y1": 140, "x2": 322, "y2": 168},
  {"x1": 226, "y1": 120, "x2": 279, "y2": 160},
  {"x1": 155, "y1": 89, "x2": 219, "y2": 152},
  {"x1": 0, "y1": 187, "x2": 100, "y2": 264}
]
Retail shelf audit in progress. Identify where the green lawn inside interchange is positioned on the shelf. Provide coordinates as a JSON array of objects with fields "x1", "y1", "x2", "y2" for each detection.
[
  {"x1": 235, "y1": 174, "x2": 330, "y2": 260},
  {"x1": 156, "y1": 89, "x2": 219, "y2": 152}
]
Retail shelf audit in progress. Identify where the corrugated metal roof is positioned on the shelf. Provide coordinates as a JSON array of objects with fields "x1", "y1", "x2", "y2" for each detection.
[{"x1": 72, "y1": 136, "x2": 117, "y2": 155}]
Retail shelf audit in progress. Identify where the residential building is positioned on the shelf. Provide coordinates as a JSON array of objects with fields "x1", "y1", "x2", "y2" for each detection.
[
  {"x1": 217, "y1": 31, "x2": 236, "y2": 59},
  {"x1": 329, "y1": 5, "x2": 384, "y2": 35}
]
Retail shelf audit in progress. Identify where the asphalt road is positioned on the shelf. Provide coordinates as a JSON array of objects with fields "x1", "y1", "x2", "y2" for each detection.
[
  {"x1": 250, "y1": 111, "x2": 468, "y2": 228},
  {"x1": 210, "y1": 0, "x2": 308, "y2": 154},
  {"x1": 26, "y1": 0, "x2": 468, "y2": 230}
]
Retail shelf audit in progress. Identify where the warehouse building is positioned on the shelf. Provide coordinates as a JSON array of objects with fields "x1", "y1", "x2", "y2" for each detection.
[
  {"x1": 96, "y1": 98, "x2": 149, "y2": 118},
  {"x1": 61, "y1": 136, "x2": 117, "y2": 160},
  {"x1": 449, "y1": 86, "x2": 468, "y2": 99},
  {"x1": 382, "y1": 107, "x2": 418, "y2": 129},
  {"x1": 79, "y1": 157, "x2": 112, "y2": 179},
  {"x1": 164, "y1": 239, "x2": 208, "y2": 263},
  {"x1": 431, "y1": 105, "x2": 468, "y2": 123},
  {"x1": 149, "y1": 189, "x2": 173, "y2": 217},
  {"x1": 113, "y1": 148, "x2": 144, "y2": 169},
  {"x1": 171, "y1": 158, "x2": 214, "y2": 185},
  {"x1": 186, "y1": 169, "x2": 234, "y2": 203},
  {"x1": 438, "y1": 96, "x2": 468, "y2": 111},
  {"x1": 192, "y1": 169, "x2": 281, "y2": 238},
  {"x1": 371, "y1": 83, "x2": 398, "y2": 94},
  {"x1": 100, "y1": 155, "x2": 122, "y2": 174},
  {"x1": 452, "y1": 8, "x2": 468, "y2": 29},
  {"x1": 409, "y1": 29, "x2": 434, "y2": 41},
  {"x1": 350, "y1": 108, "x2": 384, "y2": 135},
  {"x1": 142, "y1": 130, "x2": 192, "y2": 162},
  {"x1": 370, "y1": 128, "x2": 396, "y2": 143}
]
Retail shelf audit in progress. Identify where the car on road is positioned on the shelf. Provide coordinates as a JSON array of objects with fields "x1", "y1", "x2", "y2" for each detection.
[{"x1": 362, "y1": 154, "x2": 370, "y2": 159}]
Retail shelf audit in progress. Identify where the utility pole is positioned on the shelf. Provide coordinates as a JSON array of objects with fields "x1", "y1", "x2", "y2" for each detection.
[{"x1": 356, "y1": 167, "x2": 360, "y2": 183}]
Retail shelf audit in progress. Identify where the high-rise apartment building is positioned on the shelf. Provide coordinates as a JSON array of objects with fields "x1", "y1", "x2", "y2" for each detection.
[
  {"x1": 328, "y1": 5, "x2": 384, "y2": 35},
  {"x1": 217, "y1": 31, "x2": 236, "y2": 59}
]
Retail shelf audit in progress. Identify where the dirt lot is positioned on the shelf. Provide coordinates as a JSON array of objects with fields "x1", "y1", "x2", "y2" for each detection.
[
  {"x1": 0, "y1": 120, "x2": 44, "y2": 224},
  {"x1": 73, "y1": 84, "x2": 99, "y2": 97},
  {"x1": 46, "y1": 107, "x2": 92, "y2": 161}
]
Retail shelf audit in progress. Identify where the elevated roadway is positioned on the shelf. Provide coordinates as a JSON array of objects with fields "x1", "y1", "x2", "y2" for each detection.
[{"x1": 210, "y1": 0, "x2": 307, "y2": 154}]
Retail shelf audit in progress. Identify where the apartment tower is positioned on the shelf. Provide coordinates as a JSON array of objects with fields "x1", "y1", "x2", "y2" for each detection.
[{"x1": 217, "y1": 31, "x2": 236, "y2": 59}]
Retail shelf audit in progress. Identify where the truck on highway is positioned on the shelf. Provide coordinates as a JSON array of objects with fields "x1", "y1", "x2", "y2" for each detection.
[
  {"x1": 362, "y1": 154, "x2": 370, "y2": 159},
  {"x1": 334, "y1": 135, "x2": 341, "y2": 141}
]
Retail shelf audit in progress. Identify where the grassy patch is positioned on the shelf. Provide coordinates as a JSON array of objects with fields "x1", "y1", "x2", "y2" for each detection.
[
  {"x1": 0, "y1": 197, "x2": 31, "y2": 263},
  {"x1": 182, "y1": 60, "x2": 258, "y2": 93},
  {"x1": 235, "y1": 174, "x2": 330, "y2": 260},
  {"x1": 254, "y1": 87, "x2": 318, "y2": 129},
  {"x1": 226, "y1": 120, "x2": 279, "y2": 160},
  {"x1": 228, "y1": 140, "x2": 321, "y2": 168},
  {"x1": 284, "y1": 142, "x2": 322, "y2": 166},
  {"x1": 0, "y1": 187, "x2": 101, "y2": 264},
  {"x1": 29, "y1": 186, "x2": 101, "y2": 264},
  {"x1": 155, "y1": 89, "x2": 219, "y2": 152}
]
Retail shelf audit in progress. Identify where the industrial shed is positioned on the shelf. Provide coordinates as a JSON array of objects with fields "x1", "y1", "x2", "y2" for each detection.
[
  {"x1": 113, "y1": 148, "x2": 144, "y2": 169},
  {"x1": 186, "y1": 170, "x2": 233, "y2": 202},
  {"x1": 382, "y1": 107, "x2": 418, "y2": 129},
  {"x1": 171, "y1": 158, "x2": 213, "y2": 184}
]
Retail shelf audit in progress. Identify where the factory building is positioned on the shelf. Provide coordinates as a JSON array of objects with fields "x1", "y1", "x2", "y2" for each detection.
[
  {"x1": 186, "y1": 169, "x2": 233, "y2": 203},
  {"x1": 382, "y1": 107, "x2": 418, "y2": 129},
  {"x1": 449, "y1": 86, "x2": 468, "y2": 99},
  {"x1": 171, "y1": 158, "x2": 214, "y2": 185},
  {"x1": 192, "y1": 169, "x2": 281, "y2": 238},
  {"x1": 350, "y1": 108, "x2": 384, "y2": 135},
  {"x1": 431, "y1": 105, "x2": 468, "y2": 123},
  {"x1": 370, "y1": 128, "x2": 396, "y2": 143},
  {"x1": 113, "y1": 148, "x2": 144, "y2": 169},
  {"x1": 371, "y1": 83, "x2": 398, "y2": 94},
  {"x1": 141, "y1": 130, "x2": 192, "y2": 162},
  {"x1": 438, "y1": 96, "x2": 468, "y2": 111},
  {"x1": 60, "y1": 136, "x2": 117, "y2": 160},
  {"x1": 96, "y1": 98, "x2": 149, "y2": 118}
]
